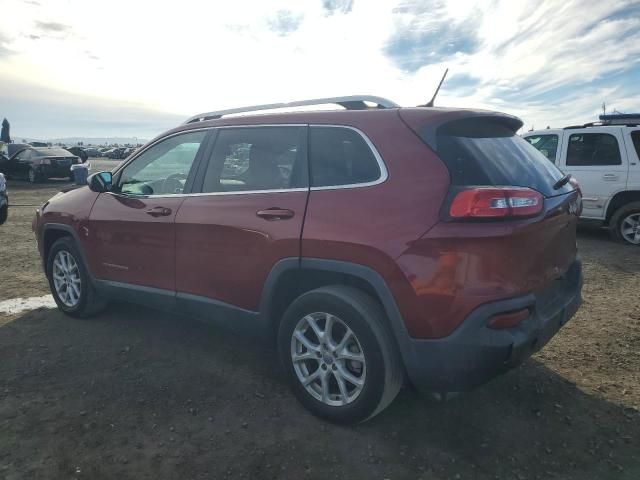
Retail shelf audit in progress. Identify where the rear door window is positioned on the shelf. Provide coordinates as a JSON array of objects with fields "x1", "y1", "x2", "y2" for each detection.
[
  {"x1": 435, "y1": 120, "x2": 572, "y2": 197},
  {"x1": 631, "y1": 130, "x2": 640, "y2": 159},
  {"x1": 309, "y1": 126, "x2": 382, "y2": 188},
  {"x1": 201, "y1": 126, "x2": 307, "y2": 193},
  {"x1": 566, "y1": 133, "x2": 621, "y2": 166},
  {"x1": 524, "y1": 134, "x2": 558, "y2": 162}
]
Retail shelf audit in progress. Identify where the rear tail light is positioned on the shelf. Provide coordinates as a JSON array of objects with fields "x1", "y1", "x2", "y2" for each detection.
[
  {"x1": 488, "y1": 308, "x2": 530, "y2": 329},
  {"x1": 449, "y1": 187, "x2": 543, "y2": 219},
  {"x1": 569, "y1": 176, "x2": 581, "y2": 194}
]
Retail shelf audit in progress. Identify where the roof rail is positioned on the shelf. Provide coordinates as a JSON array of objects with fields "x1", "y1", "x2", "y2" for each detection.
[
  {"x1": 183, "y1": 95, "x2": 400, "y2": 124},
  {"x1": 564, "y1": 121, "x2": 639, "y2": 129}
]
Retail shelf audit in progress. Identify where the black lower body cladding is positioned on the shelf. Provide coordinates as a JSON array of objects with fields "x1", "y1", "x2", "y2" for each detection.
[{"x1": 403, "y1": 259, "x2": 583, "y2": 392}]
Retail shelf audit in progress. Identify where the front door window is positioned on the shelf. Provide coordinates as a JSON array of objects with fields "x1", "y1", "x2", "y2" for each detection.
[{"x1": 117, "y1": 130, "x2": 208, "y2": 196}]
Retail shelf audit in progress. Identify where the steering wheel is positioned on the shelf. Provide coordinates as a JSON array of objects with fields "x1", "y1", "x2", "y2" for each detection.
[{"x1": 162, "y1": 172, "x2": 188, "y2": 194}]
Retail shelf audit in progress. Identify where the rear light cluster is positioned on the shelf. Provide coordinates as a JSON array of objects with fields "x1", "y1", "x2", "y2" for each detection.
[{"x1": 449, "y1": 187, "x2": 543, "y2": 219}]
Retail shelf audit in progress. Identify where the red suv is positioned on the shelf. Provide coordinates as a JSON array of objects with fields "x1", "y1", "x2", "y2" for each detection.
[{"x1": 33, "y1": 96, "x2": 583, "y2": 423}]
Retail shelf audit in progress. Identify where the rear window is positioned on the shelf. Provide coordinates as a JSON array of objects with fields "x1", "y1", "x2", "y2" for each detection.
[
  {"x1": 33, "y1": 148, "x2": 73, "y2": 157},
  {"x1": 435, "y1": 120, "x2": 572, "y2": 197},
  {"x1": 524, "y1": 134, "x2": 558, "y2": 162}
]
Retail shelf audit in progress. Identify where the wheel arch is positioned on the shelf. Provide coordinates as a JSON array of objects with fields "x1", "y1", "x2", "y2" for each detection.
[
  {"x1": 605, "y1": 190, "x2": 640, "y2": 224},
  {"x1": 261, "y1": 258, "x2": 412, "y2": 365},
  {"x1": 42, "y1": 223, "x2": 93, "y2": 278}
]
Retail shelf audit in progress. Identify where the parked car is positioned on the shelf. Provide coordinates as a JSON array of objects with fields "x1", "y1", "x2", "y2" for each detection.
[
  {"x1": 0, "y1": 172, "x2": 7, "y2": 225},
  {"x1": 65, "y1": 146, "x2": 89, "y2": 163},
  {"x1": 7, "y1": 146, "x2": 80, "y2": 183},
  {"x1": 104, "y1": 147, "x2": 127, "y2": 159},
  {"x1": 83, "y1": 147, "x2": 102, "y2": 158},
  {"x1": 33, "y1": 96, "x2": 583, "y2": 423},
  {"x1": 0, "y1": 143, "x2": 30, "y2": 174},
  {"x1": 524, "y1": 115, "x2": 640, "y2": 245}
]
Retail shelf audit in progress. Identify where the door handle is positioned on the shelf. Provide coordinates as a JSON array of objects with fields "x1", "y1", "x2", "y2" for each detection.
[
  {"x1": 256, "y1": 208, "x2": 295, "y2": 220},
  {"x1": 145, "y1": 206, "x2": 172, "y2": 217},
  {"x1": 602, "y1": 173, "x2": 619, "y2": 181}
]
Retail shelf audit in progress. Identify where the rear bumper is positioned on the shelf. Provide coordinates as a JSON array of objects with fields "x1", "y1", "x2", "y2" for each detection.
[
  {"x1": 402, "y1": 259, "x2": 583, "y2": 392},
  {"x1": 37, "y1": 165, "x2": 72, "y2": 178}
]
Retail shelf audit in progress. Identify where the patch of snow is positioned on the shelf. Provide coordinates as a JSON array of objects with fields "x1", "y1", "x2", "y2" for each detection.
[{"x1": 0, "y1": 295, "x2": 57, "y2": 315}]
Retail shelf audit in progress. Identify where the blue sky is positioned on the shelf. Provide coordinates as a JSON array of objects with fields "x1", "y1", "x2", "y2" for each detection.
[{"x1": 0, "y1": 0, "x2": 639, "y2": 140}]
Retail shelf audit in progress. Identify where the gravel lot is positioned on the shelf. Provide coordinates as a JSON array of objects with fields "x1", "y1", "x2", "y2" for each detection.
[{"x1": 1, "y1": 162, "x2": 639, "y2": 480}]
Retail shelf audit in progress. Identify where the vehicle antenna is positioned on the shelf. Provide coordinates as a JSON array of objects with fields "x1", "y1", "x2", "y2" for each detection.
[{"x1": 419, "y1": 68, "x2": 449, "y2": 107}]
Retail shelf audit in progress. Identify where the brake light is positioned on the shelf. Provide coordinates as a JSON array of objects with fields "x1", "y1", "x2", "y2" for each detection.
[
  {"x1": 449, "y1": 187, "x2": 543, "y2": 219},
  {"x1": 569, "y1": 176, "x2": 581, "y2": 195}
]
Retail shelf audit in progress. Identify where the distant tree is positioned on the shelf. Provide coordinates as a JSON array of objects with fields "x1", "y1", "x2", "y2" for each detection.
[{"x1": 1, "y1": 118, "x2": 10, "y2": 143}]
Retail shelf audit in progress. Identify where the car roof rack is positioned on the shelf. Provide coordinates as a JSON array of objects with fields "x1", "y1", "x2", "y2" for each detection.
[
  {"x1": 183, "y1": 95, "x2": 400, "y2": 124},
  {"x1": 564, "y1": 122, "x2": 639, "y2": 129}
]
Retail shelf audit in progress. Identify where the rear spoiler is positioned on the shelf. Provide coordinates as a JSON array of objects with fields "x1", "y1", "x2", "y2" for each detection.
[{"x1": 399, "y1": 109, "x2": 523, "y2": 151}]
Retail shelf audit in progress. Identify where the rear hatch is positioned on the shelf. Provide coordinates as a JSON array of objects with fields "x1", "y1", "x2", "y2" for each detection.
[{"x1": 400, "y1": 109, "x2": 581, "y2": 298}]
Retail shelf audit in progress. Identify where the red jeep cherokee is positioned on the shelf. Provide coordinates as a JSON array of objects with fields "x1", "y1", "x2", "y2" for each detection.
[{"x1": 33, "y1": 96, "x2": 583, "y2": 423}]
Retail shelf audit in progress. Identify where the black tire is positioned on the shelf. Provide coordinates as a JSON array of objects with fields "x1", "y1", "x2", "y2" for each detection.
[
  {"x1": 610, "y1": 201, "x2": 640, "y2": 246},
  {"x1": 46, "y1": 237, "x2": 107, "y2": 317},
  {"x1": 278, "y1": 285, "x2": 403, "y2": 424},
  {"x1": 0, "y1": 205, "x2": 7, "y2": 225}
]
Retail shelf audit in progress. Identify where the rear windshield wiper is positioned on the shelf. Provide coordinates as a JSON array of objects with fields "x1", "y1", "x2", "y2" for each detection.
[{"x1": 553, "y1": 173, "x2": 571, "y2": 190}]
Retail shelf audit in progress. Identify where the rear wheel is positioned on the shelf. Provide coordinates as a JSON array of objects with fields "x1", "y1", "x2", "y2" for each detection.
[
  {"x1": 46, "y1": 237, "x2": 107, "y2": 317},
  {"x1": 0, "y1": 205, "x2": 7, "y2": 225},
  {"x1": 610, "y1": 201, "x2": 640, "y2": 245},
  {"x1": 278, "y1": 285, "x2": 403, "y2": 424}
]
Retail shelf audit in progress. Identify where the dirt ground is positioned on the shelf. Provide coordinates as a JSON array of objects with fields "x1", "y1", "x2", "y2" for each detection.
[{"x1": 1, "y1": 167, "x2": 639, "y2": 480}]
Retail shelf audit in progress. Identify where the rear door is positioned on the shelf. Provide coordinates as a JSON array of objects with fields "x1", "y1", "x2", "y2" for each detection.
[
  {"x1": 558, "y1": 128, "x2": 627, "y2": 220},
  {"x1": 88, "y1": 130, "x2": 210, "y2": 292},
  {"x1": 623, "y1": 129, "x2": 640, "y2": 193},
  {"x1": 174, "y1": 125, "x2": 308, "y2": 313}
]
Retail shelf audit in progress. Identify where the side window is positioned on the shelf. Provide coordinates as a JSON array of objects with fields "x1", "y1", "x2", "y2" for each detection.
[
  {"x1": 524, "y1": 134, "x2": 558, "y2": 162},
  {"x1": 632, "y1": 131, "x2": 640, "y2": 160},
  {"x1": 16, "y1": 150, "x2": 30, "y2": 160},
  {"x1": 567, "y1": 133, "x2": 621, "y2": 166},
  {"x1": 117, "y1": 130, "x2": 207, "y2": 196},
  {"x1": 201, "y1": 127, "x2": 306, "y2": 193},
  {"x1": 309, "y1": 127, "x2": 381, "y2": 187}
]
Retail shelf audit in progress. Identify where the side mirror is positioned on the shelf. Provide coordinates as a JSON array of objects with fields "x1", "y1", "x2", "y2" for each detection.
[{"x1": 88, "y1": 171, "x2": 113, "y2": 193}]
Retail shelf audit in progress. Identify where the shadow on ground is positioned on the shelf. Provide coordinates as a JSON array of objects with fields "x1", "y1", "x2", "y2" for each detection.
[{"x1": 1, "y1": 304, "x2": 638, "y2": 480}]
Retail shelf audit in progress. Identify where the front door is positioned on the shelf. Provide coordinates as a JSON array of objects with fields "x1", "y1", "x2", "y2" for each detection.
[
  {"x1": 88, "y1": 130, "x2": 210, "y2": 292},
  {"x1": 560, "y1": 128, "x2": 628, "y2": 220},
  {"x1": 175, "y1": 125, "x2": 308, "y2": 313}
]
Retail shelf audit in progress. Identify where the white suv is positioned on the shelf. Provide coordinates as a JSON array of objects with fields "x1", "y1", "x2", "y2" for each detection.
[{"x1": 524, "y1": 115, "x2": 640, "y2": 245}]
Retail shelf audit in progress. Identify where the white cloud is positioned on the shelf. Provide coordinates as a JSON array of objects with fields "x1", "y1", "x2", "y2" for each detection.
[{"x1": 0, "y1": 0, "x2": 638, "y2": 137}]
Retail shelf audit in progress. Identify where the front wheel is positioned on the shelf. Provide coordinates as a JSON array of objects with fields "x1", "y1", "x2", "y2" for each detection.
[
  {"x1": 610, "y1": 201, "x2": 640, "y2": 245},
  {"x1": 278, "y1": 286, "x2": 403, "y2": 424},
  {"x1": 46, "y1": 237, "x2": 107, "y2": 317}
]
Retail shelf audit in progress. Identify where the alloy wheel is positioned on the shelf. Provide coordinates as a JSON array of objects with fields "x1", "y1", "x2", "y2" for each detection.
[
  {"x1": 620, "y1": 213, "x2": 640, "y2": 245},
  {"x1": 290, "y1": 312, "x2": 366, "y2": 406},
  {"x1": 52, "y1": 250, "x2": 82, "y2": 307}
]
